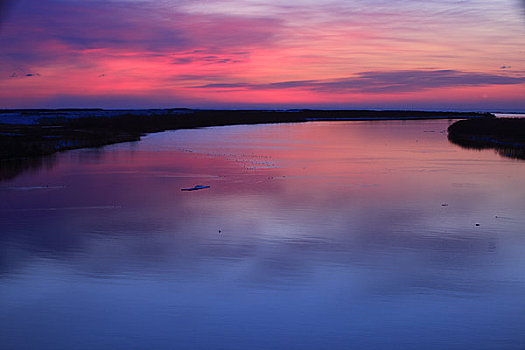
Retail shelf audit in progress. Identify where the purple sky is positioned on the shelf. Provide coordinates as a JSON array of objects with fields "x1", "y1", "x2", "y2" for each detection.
[{"x1": 1, "y1": 0, "x2": 524, "y2": 110}]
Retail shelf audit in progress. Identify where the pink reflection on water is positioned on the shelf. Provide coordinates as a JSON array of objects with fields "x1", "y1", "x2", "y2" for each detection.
[{"x1": 1, "y1": 120, "x2": 525, "y2": 349}]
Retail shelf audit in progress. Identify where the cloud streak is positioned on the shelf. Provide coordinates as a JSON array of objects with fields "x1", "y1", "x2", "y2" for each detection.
[
  {"x1": 0, "y1": 0, "x2": 283, "y2": 80},
  {"x1": 195, "y1": 70, "x2": 525, "y2": 94},
  {"x1": 0, "y1": 0, "x2": 524, "y2": 109}
]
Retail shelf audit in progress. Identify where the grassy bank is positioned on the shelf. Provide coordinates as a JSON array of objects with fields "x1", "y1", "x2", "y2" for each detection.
[{"x1": 447, "y1": 117, "x2": 525, "y2": 160}]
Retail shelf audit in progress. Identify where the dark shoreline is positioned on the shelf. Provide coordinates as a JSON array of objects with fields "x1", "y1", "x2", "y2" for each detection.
[
  {"x1": 447, "y1": 117, "x2": 525, "y2": 160},
  {"x1": 0, "y1": 109, "x2": 493, "y2": 161}
]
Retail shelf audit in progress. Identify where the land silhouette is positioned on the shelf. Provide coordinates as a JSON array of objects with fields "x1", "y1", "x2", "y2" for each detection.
[{"x1": 448, "y1": 117, "x2": 525, "y2": 160}]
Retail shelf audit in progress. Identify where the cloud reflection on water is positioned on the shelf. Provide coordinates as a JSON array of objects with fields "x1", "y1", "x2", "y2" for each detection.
[
  {"x1": 1, "y1": 121, "x2": 521, "y2": 293},
  {"x1": 1, "y1": 121, "x2": 525, "y2": 349}
]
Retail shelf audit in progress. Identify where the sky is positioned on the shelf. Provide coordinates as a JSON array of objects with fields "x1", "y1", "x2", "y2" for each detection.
[{"x1": 1, "y1": 0, "x2": 524, "y2": 110}]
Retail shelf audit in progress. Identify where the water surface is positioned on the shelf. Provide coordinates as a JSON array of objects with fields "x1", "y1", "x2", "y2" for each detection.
[{"x1": 1, "y1": 120, "x2": 524, "y2": 349}]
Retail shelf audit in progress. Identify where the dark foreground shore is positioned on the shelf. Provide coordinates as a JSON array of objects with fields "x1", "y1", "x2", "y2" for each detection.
[
  {"x1": 0, "y1": 109, "x2": 493, "y2": 161},
  {"x1": 448, "y1": 117, "x2": 525, "y2": 160}
]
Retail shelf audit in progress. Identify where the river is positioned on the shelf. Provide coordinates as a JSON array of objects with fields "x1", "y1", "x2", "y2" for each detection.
[{"x1": 1, "y1": 119, "x2": 524, "y2": 349}]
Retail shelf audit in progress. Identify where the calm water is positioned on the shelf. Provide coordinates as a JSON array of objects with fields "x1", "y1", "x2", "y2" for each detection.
[{"x1": 1, "y1": 120, "x2": 524, "y2": 349}]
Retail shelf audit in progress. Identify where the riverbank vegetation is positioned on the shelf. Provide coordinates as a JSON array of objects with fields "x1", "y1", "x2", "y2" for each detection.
[{"x1": 447, "y1": 117, "x2": 525, "y2": 160}]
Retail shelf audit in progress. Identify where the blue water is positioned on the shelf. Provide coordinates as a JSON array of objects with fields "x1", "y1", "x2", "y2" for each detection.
[{"x1": 1, "y1": 120, "x2": 524, "y2": 349}]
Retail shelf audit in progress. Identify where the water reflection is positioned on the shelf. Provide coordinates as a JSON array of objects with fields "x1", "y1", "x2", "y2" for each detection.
[
  {"x1": 1, "y1": 120, "x2": 524, "y2": 349},
  {"x1": 0, "y1": 154, "x2": 57, "y2": 181},
  {"x1": 448, "y1": 135, "x2": 525, "y2": 160}
]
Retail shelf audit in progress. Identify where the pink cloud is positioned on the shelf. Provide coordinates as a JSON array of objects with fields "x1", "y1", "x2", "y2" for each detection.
[{"x1": 0, "y1": 0, "x2": 524, "y2": 109}]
